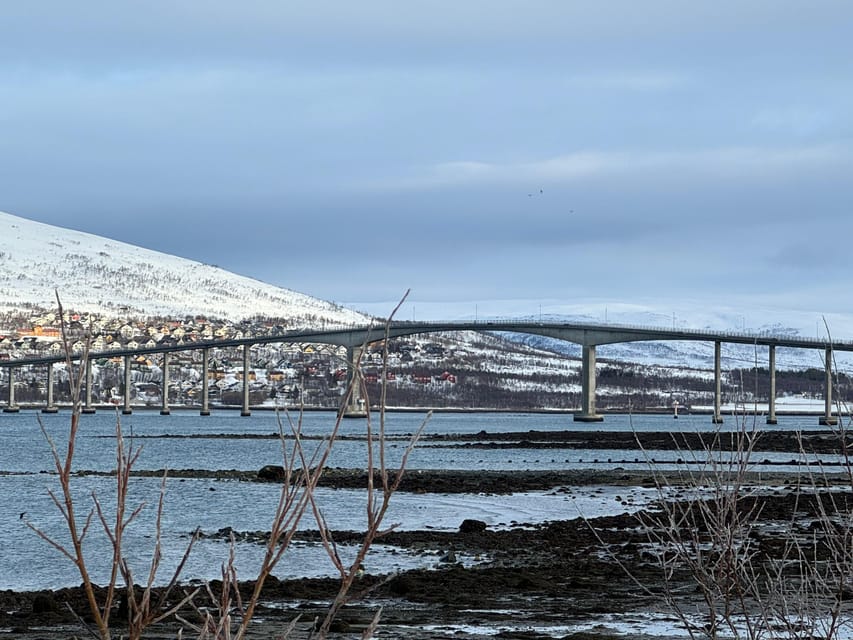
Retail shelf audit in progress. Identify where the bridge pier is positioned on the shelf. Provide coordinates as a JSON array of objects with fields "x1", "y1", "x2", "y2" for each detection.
[
  {"x1": 820, "y1": 346, "x2": 837, "y2": 426},
  {"x1": 343, "y1": 345, "x2": 367, "y2": 418},
  {"x1": 42, "y1": 363, "x2": 58, "y2": 413},
  {"x1": 3, "y1": 368, "x2": 19, "y2": 413},
  {"x1": 200, "y1": 347, "x2": 211, "y2": 416},
  {"x1": 122, "y1": 354, "x2": 133, "y2": 415},
  {"x1": 160, "y1": 352, "x2": 170, "y2": 415},
  {"x1": 712, "y1": 341, "x2": 723, "y2": 424},
  {"x1": 766, "y1": 345, "x2": 777, "y2": 424},
  {"x1": 574, "y1": 344, "x2": 603, "y2": 422},
  {"x1": 241, "y1": 344, "x2": 251, "y2": 416},
  {"x1": 82, "y1": 359, "x2": 96, "y2": 414}
]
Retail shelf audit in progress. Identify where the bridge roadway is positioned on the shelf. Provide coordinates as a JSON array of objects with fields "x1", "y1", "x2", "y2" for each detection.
[{"x1": 1, "y1": 320, "x2": 849, "y2": 424}]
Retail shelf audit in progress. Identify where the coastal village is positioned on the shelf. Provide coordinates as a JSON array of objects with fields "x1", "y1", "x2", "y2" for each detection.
[
  {"x1": 0, "y1": 308, "x2": 462, "y2": 410},
  {"x1": 1, "y1": 307, "x2": 843, "y2": 414}
]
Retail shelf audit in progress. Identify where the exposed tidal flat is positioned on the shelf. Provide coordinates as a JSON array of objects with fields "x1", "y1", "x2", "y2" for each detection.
[{"x1": 2, "y1": 410, "x2": 852, "y2": 638}]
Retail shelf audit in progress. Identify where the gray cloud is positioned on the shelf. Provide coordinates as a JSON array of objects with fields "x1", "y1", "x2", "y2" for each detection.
[{"x1": 1, "y1": 1, "x2": 852, "y2": 320}]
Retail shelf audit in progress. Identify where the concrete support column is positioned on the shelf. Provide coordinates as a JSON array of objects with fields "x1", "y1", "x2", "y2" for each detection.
[
  {"x1": 766, "y1": 345, "x2": 777, "y2": 425},
  {"x1": 82, "y1": 359, "x2": 96, "y2": 414},
  {"x1": 122, "y1": 355, "x2": 133, "y2": 415},
  {"x1": 3, "y1": 368, "x2": 19, "y2": 413},
  {"x1": 160, "y1": 352, "x2": 170, "y2": 416},
  {"x1": 574, "y1": 344, "x2": 603, "y2": 422},
  {"x1": 712, "y1": 341, "x2": 723, "y2": 424},
  {"x1": 43, "y1": 363, "x2": 58, "y2": 413},
  {"x1": 200, "y1": 347, "x2": 211, "y2": 416},
  {"x1": 241, "y1": 344, "x2": 251, "y2": 417},
  {"x1": 343, "y1": 345, "x2": 367, "y2": 418},
  {"x1": 820, "y1": 346, "x2": 837, "y2": 426}
]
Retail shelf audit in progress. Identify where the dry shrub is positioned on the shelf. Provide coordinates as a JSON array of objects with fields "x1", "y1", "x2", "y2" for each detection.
[{"x1": 27, "y1": 293, "x2": 423, "y2": 639}]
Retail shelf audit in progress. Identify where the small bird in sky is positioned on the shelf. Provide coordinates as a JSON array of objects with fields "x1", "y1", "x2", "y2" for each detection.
[{"x1": 19, "y1": 512, "x2": 26, "y2": 519}]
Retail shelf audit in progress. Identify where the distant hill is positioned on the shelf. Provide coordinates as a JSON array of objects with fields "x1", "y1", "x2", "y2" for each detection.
[{"x1": 0, "y1": 211, "x2": 366, "y2": 325}]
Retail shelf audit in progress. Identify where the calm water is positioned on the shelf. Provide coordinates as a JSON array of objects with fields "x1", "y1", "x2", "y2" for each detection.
[
  {"x1": 0, "y1": 409, "x2": 836, "y2": 473},
  {"x1": 0, "y1": 410, "x2": 843, "y2": 591}
]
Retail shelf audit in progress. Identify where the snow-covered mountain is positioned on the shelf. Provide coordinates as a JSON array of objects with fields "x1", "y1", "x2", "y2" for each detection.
[
  {"x1": 502, "y1": 311, "x2": 853, "y2": 373},
  {"x1": 0, "y1": 211, "x2": 366, "y2": 324},
  {"x1": 508, "y1": 330, "x2": 838, "y2": 373},
  {"x1": 0, "y1": 210, "x2": 846, "y2": 376}
]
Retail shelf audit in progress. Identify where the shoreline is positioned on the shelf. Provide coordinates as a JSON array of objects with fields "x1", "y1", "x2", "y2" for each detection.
[
  {"x1": 3, "y1": 466, "x2": 850, "y2": 638},
  {"x1": 5, "y1": 423, "x2": 853, "y2": 637},
  {"x1": 0, "y1": 403, "x2": 845, "y2": 417}
]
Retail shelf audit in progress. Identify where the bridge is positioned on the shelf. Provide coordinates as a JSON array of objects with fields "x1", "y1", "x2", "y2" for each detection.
[{"x1": 1, "y1": 320, "x2": 849, "y2": 424}]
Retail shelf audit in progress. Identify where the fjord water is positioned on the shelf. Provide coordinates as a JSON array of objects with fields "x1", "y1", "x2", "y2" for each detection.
[
  {"x1": 0, "y1": 410, "x2": 840, "y2": 591},
  {"x1": 0, "y1": 409, "x2": 829, "y2": 473}
]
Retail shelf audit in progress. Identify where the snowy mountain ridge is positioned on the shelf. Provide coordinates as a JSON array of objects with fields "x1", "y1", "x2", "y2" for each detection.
[
  {"x1": 506, "y1": 331, "x2": 839, "y2": 373},
  {"x1": 0, "y1": 210, "x2": 848, "y2": 375},
  {"x1": 494, "y1": 306, "x2": 853, "y2": 373},
  {"x1": 0, "y1": 211, "x2": 365, "y2": 325}
]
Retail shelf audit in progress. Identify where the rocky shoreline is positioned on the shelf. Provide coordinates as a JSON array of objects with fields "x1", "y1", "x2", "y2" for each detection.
[
  {"x1": 0, "y1": 468, "x2": 668, "y2": 639},
  {"x1": 5, "y1": 430, "x2": 853, "y2": 639}
]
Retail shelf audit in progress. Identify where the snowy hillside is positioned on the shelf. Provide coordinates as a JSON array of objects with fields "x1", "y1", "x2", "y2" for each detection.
[
  {"x1": 509, "y1": 331, "x2": 838, "y2": 373},
  {"x1": 1, "y1": 210, "x2": 848, "y2": 376},
  {"x1": 0, "y1": 211, "x2": 366, "y2": 324},
  {"x1": 504, "y1": 311, "x2": 853, "y2": 373}
]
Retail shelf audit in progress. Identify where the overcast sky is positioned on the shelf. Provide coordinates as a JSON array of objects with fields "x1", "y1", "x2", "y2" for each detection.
[{"x1": 2, "y1": 1, "x2": 852, "y2": 325}]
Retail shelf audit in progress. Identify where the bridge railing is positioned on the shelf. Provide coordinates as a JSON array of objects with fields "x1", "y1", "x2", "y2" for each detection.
[{"x1": 386, "y1": 318, "x2": 847, "y2": 348}]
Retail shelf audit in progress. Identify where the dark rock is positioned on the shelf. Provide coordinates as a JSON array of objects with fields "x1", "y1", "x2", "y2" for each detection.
[
  {"x1": 258, "y1": 465, "x2": 285, "y2": 481},
  {"x1": 328, "y1": 618, "x2": 351, "y2": 632},
  {"x1": 459, "y1": 518, "x2": 488, "y2": 534},
  {"x1": 314, "y1": 617, "x2": 351, "y2": 632},
  {"x1": 118, "y1": 592, "x2": 129, "y2": 620},
  {"x1": 387, "y1": 575, "x2": 414, "y2": 596},
  {"x1": 32, "y1": 593, "x2": 58, "y2": 614}
]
